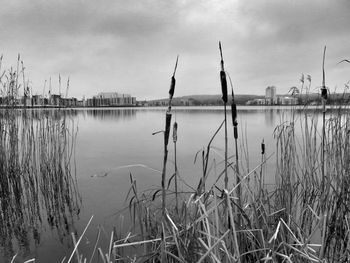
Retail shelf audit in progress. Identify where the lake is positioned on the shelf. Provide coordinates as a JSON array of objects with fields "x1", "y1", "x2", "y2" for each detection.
[{"x1": 0, "y1": 105, "x2": 326, "y2": 262}]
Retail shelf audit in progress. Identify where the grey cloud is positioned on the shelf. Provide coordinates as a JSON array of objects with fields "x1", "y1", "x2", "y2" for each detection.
[
  {"x1": 236, "y1": 0, "x2": 350, "y2": 45},
  {"x1": 0, "y1": 0, "x2": 349, "y2": 99}
]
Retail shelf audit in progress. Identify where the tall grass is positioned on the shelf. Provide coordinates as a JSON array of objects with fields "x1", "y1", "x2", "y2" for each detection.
[
  {"x1": 8, "y1": 49, "x2": 350, "y2": 262},
  {"x1": 0, "y1": 57, "x2": 80, "y2": 261},
  {"x1": 92, "y1": 50, "x2": 350, "y2": 262}
]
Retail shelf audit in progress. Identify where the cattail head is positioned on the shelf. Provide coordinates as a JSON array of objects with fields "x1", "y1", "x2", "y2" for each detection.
[
  {"x1": 261, "y1": 139, "x2": 265, "y2": 155},
  {"x1": 169, "y1": 76, "x2": 175, "y2": 100},
  {"x1": 219, "y1": 42, "x2": 228, "y2": 103},
  {"x1": 231, "y1": 103, "x2": 237, "y2": 126},
  {"x1": 220, "y1": 71, "x2": 228, "y2": 103},
  {"x1": 321, "y1": 46, "x2": 327, "y2": 101},
  {"x1": 233, "y1": 126, "x2": 238, "y2": 139},
  {"x1": 321, "y1": 86, "x2": 327, "y2": 100},
  {"x1": 231, "y1": 89, "x2": 237, "y2": 126},
  {"x1": 164, "y1": 112, "x2": 172, "y2": 146},
  {"x1": 173, "y1": 122, "x2": 178, "y2": 143},
  {"x1": 169, "y1": 55, "x2": 179, "y2": 101}
]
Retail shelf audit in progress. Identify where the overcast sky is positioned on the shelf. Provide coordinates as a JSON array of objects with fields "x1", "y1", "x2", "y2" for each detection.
[{"x1": 0, "y1": 0, "x2": 349, "y2": 100}]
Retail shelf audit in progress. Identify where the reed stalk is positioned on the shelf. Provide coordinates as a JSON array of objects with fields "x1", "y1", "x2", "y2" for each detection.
[
  {"x1": 219, "y1": 42, "x2": 228, "y2": 190},
  {"x1": 173, "y1": 121, "x2": 179, "y2": 212},
  {"x1": 230, "y1": 86, "x2": 242, "y2": 214},
  {"x1": 321, "y1": 46, "x2": 327, "y2": 191},
  {"x1": 161, "y1": 56, "x2": 178, "y2": 219},
  {"x1": 259, "y1": 139, "x2": 265, "y2": 194}
]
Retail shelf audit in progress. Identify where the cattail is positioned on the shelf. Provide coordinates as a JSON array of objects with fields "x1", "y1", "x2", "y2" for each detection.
[
  {"x1": 169, "y1": 55, "x2": 179, "y2": 102},
  {"x1": 219, "y1": 42, "x2": 228, "y2": 103},
  {"x1": 172, "y1": 122, "x2": 178, "y2": 143},
  {"x1": 321, "y1": 46, "x2": 327, "y2": 101},
  {"x1": 169, "y1": 76, "x2": 175, "y2": 100},
  {"x1": 231, "y1": 100, "x2": 237, "y2": 126},
  {"x1": 261, "y1": 139, "x2": 265, "y2": 155},
  {"x1": 164, "y1": 112, "x2": 172, "y2": 147},
  {"x1": 321, "y1": 87, "x2": 327, "y2": 100},
  {"x1": 219, "y1": 41, "x2": 228, "y2": 190},
  {"x1": 233, "y1": 124, "x2": 238, "y2": 140},
  {"x1": 259, "y1": 139, "x2": 265, "y2": 195},
  {"x1": 161, "y1": 56, "x2": 179, "y2": 220},
  {"x1": 231, "y1": 89, "x2": 238, "y2": 139},
  {"x1": 220, "y1": 71, "x2": 228, "y2": 103}
]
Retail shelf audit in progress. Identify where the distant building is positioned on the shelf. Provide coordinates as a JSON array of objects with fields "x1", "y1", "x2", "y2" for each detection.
[
  {"x1": 86, "y1": 92, "x2": 136, "y2": 107},
  {"x1": 32, "y1": 95, "x2": 45, "y2": 106},
  {"x1": 280, "y1": 96, "x2": 298, "y2": 105},
  {"x1": 265, "y1": 86, "x2": 277, "y2": 105},
  {"x1": 180, "y1": 98, "x2": 196, "y2": 106},
  {"x1": 136, "y1": 100, "x2": 149, "y2": 107},
  {"x1": 62, "y1": 98, "x2": 77, "y2": 107},
  {"x1": 49, "y1": 94, "x2": 61, "y2": 106},
  {"x1": 246, "y1": 98, "x2": 266, "y2": 105},
  {"x1": 76, "y1": 100, "x2": 85, "y2": 107}
]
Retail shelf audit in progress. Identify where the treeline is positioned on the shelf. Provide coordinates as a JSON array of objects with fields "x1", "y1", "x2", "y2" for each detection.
[
  {"x1": 148, "y1": 94, "x2": 264, "y2": 106},
  {"x1": 147, "y1": 92, "x2": 350, "y2": 106}
]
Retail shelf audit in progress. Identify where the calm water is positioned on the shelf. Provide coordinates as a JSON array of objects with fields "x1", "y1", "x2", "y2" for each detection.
[{"x1": 2, "y1": 106, "x2": 318, "y2": 262}]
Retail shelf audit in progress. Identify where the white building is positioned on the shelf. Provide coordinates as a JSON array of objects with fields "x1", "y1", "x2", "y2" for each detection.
[
  {"x1": 87, "y1": 92, "x2": 136, "y2": 107},
  {"x1": 265, "y1": 86, "x2": 277, "y2": 105},
  {"x1": 280, "y1": 96, "x2": 298, "y2": 105}
]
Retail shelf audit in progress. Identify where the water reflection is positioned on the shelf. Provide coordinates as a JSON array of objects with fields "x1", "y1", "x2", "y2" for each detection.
[
  {"x1": 84, "y1": 108, "x2": 136, "y2": 121},
  {"x1": 0, "y1": 109, "x2": 81, "y2": 261},
  {"x1": 0, "y1": 108, "x2": 79, "y2": 121}
]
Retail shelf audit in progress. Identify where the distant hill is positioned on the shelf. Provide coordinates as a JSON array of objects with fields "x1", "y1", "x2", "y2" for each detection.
[
  {"x1": 143, "y1": 92, "x2": 350, "y2": 106},
  {"x1": 146, "y1": 94, "x2": 265, "y2": 106}
]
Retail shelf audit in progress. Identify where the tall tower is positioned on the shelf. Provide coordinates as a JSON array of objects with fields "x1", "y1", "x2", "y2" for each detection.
[{"x1": 265, "y1": 86, "x2": 277, "y2": 104}]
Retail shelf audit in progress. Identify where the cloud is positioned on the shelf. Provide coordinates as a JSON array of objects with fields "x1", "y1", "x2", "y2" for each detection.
[{"x1": 0, "y1": 0, "x2": 349, "y2": 98}]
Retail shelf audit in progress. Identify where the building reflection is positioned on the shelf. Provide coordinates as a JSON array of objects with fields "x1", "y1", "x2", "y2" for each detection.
[
  {"x1": 264, "y1": 109, "x2": 276, "y2": 127},
  {"x1": 85, "y1": 108, "x2": 137, "y2": 121}
]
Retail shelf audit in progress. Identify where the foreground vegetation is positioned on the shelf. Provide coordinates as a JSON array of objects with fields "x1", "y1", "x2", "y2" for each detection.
[
  {"x1": 63, "y1": 47, "x2": 350, "y2": 263},
  {"x1": 2, "y1": 48, "x2": 350, "y2": 262}
]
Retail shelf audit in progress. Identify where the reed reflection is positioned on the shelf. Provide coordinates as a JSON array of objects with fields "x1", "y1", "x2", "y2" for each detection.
[
  {"x1": 0, "y1": 109, "x2": 81, "y2": 261},
  {"x1": 0, "y1": 108, "x2": 79, "y2": 121}
]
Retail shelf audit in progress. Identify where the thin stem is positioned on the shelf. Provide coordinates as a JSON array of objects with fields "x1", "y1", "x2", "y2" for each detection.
[
  {"x1": 224, "y1": 103, "x2": 228, "y2": 189},
  {"x1": 234, "y1": 132, "x2": 241, "y2": 207},
  {"x1": 161, "y1": 144, "x2": 168, "y2": 218},
  {"x1": 174, "y1": 140, "x2": 178, "y2": 213}
]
